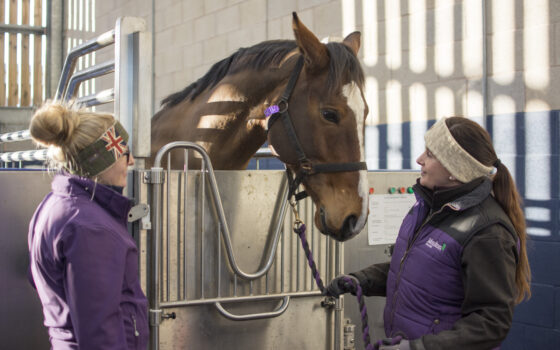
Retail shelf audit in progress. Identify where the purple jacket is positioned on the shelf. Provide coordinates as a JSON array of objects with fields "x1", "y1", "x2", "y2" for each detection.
[
  {"x1": 353, "y1": 178, "x2": 518, "y2": 350},
  {"x1": 28, "y1": 174, "x2": 148, "y2": 350}
]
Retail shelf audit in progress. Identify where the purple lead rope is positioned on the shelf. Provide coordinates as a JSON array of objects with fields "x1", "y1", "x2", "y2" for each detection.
[{"x1": 294, "y1": 223, "x2": 374, "y2": 350}]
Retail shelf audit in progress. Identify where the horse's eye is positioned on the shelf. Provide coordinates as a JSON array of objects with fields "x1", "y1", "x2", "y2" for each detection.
[{"x1": 321, "y1": 109, "x2": 340, "y2": 124}]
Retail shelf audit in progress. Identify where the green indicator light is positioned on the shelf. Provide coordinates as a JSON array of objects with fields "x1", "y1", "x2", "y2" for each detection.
[
  {"x1": 389, "y1": 187, "x2": 396, "y2": 194},
  {"x1": 407, "y1": 187, "x2": 414, "y2": 194}
]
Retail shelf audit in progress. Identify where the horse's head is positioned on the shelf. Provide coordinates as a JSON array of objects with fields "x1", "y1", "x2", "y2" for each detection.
[{"x1": 267, "y1": 13, "x2": 369, "y2": 242}]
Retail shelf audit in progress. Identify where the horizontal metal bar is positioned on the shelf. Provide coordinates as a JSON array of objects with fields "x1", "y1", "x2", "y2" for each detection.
[
  {"x1": 76, "y1": 88, "x2": 115, "y2": 107},
  {"x1": 0, "y1": 130, "x2": 30, "y2": 143},
  {"x1": 55, "y1": 29, "x2": 115, "y2": 100},
  {"x1": 0, "y1": 23, "x2": 46, "y2": 35},
  {"x1": 215, "y1": 296, "x2": 290, "y2": 321},
  {"x1": 160, "y1": 290, "x2": 322, "y2": 309},
  {"x1": 64, "y1": 60, "x2": 115, "y2": 101},
  {"x1": 0, "y1": 149, "x2": 47, "y2": 162}
]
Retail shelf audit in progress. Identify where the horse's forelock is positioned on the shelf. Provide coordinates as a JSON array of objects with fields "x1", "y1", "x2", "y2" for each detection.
[{"x1": 324, "y1": 43, "x2": 365, "y2": 94}]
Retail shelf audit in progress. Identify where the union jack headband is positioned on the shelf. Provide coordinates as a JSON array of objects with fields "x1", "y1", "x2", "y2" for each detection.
[{"x1": 76, "y1": 121, "x2": 129, "y2": 176}]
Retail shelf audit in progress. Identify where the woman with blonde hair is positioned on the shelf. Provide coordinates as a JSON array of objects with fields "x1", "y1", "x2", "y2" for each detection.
[
  {"x1": 27, "y1": 101, "x2": 148, "y2": 349},
  {"x1": 327, "y1": 116, "x2": 531, "y2": 350}
]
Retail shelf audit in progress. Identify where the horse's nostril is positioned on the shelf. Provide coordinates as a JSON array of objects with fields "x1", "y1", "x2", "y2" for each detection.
[{"x1": 343, "y1": 215, "x2": 357, "y2": 233}]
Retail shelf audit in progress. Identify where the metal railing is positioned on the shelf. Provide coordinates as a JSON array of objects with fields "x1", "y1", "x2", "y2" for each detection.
[{"x1": 0, "y1": 17, "x2": 152, "y2": 169}]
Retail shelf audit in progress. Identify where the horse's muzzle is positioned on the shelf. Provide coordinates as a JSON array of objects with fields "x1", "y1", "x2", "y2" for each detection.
[{"x1": 319, "y1": 207, "x2": 360, "y2": 242}]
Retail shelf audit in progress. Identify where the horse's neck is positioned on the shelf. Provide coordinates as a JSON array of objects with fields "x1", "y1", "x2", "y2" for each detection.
[{"x1": 200, "y1": 69, "x2": 293, "y2": 168}]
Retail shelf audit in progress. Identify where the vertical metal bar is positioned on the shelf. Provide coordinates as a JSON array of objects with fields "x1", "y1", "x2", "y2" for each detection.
[
  {"x1": 281, "y1": 218, "x2": 285, "y2": 293},
  {"x1": 217, "y1": 221, "x2": 221, "y2": 297},
  {"x1": 334, "y1": 240, "x2": 343, "y2": 350},
  {"x1": 148, "y1": 167, "x2": 163, "y2": 350},
  {"x1": 308, "y1": 199, "x2": 313, "y2": 290},
  {"x1": 296, "y1": 201, "x2": 300, "y2": 292},
  {"x1": 176, "y1": 171, "x2": 181, "y2": 299},
  {"x1": 182, "y1": 149, "x2": 188, "y2": 300},
  {"x1": 481, "y1": 0, "x2": 488, "y2": 125},
  {"x1": 48, "y1": 0, "x2": 61, "y2": 99},
  {"x1": 165, "y1": 152, "x2": 170, "y2": 301},
  {"x1": 0, "y1": 0, "x2": 5, "y2": 106},
  {"x1": 200, "y1": 160, "x2": 206, "y2": 299}
]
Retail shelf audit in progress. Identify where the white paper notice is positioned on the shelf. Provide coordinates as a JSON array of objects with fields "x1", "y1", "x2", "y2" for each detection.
[{"x1": 368, "y1": 194, "x2": 416, "y2": 245}]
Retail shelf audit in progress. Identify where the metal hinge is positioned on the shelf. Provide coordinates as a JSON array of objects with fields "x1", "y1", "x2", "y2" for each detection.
[{"x1": 128, "y1": 203, "x2": 151, "y2": 229}]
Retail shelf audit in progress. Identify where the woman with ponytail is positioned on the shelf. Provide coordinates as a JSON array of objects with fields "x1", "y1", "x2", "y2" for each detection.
[
  {"x1": 326, "y1": 116, "x2": 530, "y2": 350},
  {"x1": 27, "y1": 101, "x2": 149, "y2": 349}
]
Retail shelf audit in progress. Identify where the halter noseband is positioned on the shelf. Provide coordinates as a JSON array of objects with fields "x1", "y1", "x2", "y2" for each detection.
[{"x1": 265, "y1": 56, "x2": 368, "y2": 201}]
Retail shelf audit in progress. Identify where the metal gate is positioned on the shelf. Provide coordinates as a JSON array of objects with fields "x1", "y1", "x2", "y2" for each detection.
[{"x1": 137, "y1": 142, "x2": 343, "y2": 349}]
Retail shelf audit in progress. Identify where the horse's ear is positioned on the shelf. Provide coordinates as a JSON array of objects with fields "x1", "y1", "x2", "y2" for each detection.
[
  {"x1": 343, "y1": 31, "x2": 361, "y2": 55},
  {"x1": 292, "y1": 12, "x2": 328, "y2": 72}
]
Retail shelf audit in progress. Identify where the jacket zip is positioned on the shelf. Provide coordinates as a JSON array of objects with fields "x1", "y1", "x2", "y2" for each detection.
[
  {"x1": 387, "y1": 203, "x2": 457, "y2": 333},
  {"x1": 132, "y1": 314, "x2": 140, "y2": 337}
]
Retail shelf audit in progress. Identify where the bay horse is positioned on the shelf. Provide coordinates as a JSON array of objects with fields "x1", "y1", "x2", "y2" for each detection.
[{"x1": 150, "y1": 13, "x2": 369, "y2": 242}]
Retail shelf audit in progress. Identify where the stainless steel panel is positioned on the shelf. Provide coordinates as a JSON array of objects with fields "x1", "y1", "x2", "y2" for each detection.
[
  {"x1": 141, "y1": 169, "x2": 340, "y2": 349},
  {"x1": 0, "y1": 171, "x2": 52, "y2": 349}
]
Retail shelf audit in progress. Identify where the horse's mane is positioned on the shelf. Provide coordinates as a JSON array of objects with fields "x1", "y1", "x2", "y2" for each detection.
[
  {"x1": 160, "y1": 39, "x2": 365, "y2": 108},
  {"x1": 161, "y1": 40, "x2": 298, "y2": 108}
]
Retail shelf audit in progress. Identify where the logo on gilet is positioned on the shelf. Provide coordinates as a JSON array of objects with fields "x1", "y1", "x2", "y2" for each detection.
[{"x1": 426, "y1": 237, "x2": 446, "y2": 252}]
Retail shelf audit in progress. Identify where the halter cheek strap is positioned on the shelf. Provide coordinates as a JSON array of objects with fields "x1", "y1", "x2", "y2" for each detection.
[{"x1": 265, "y1": 56, "x2": 368, "y2": 201}]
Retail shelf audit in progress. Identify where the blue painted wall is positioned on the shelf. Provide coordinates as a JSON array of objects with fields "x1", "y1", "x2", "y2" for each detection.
[{"x1": 368, "y1": 112, "x2": 560, "y2": 349}]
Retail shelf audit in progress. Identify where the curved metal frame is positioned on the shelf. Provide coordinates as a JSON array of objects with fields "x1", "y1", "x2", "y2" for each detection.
[
  {"x1": 215, "y1": 296, "x2": 290, "y2": 321},
  {"x1": 147, "y1": 141, "x2": 299, "y2": 350},
  {"x1": 152, "y1": 141, "x2": 290, "y2": 280}
]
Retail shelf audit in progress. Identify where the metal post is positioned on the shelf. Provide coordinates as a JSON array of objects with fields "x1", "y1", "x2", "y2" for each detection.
[
  {"x1": 334, "y1": 241, "x2": 343, "y2": 350},
  {"x1": 48, "y1": 0, "x2": 63, "y2": 99},
  {"x1": 114, "y1": 17, "x2": 152, "y2": 170},
  {"x1": 147, "y1": 167, "x2": 165, "y2": 350}
]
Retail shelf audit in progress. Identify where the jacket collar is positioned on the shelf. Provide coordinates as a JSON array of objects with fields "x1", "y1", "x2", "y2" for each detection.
[
  {"x1": 52, "y1": 173, "x2": 133, "y2": 221},
  {"x1": 414, "y1": 177, "x2": 491, "y2": 212}
]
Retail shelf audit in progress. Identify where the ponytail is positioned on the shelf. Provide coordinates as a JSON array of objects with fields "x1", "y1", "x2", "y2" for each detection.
[{"x1": 492, "y1": 161, "x2": 531, "y2": 303}]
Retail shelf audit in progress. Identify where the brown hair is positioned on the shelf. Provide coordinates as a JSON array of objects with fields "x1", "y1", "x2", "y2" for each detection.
[
  {"x1": 29, "y1": 101, "x2": 115, "y2": 176},
  {"x1": 446, "y1": 116, "x2": 531, "y2": 303}
]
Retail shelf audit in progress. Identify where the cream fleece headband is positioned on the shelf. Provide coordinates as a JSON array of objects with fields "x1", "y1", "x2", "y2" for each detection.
[{"x1": 424, "y1": 118, "x2": 493, "y2": 183}]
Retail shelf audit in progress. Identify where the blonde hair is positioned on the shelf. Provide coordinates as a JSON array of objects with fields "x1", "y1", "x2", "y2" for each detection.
[{"x1": 29, "y1": 101, "x2": 115, "y2": 176}]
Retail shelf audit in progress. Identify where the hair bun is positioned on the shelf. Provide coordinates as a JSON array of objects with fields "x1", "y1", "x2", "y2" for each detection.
[{"x1": 29, "y1": 102, "x2": 81, "y2": 147}]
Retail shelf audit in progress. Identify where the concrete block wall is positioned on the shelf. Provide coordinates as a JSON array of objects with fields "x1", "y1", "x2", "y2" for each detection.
[
  {"x1": 91, "y1": 0, "x2": 559, "y2": 348},
  {"x1": 95, "y1": 0, "x2": 348, "y2": 107}
]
